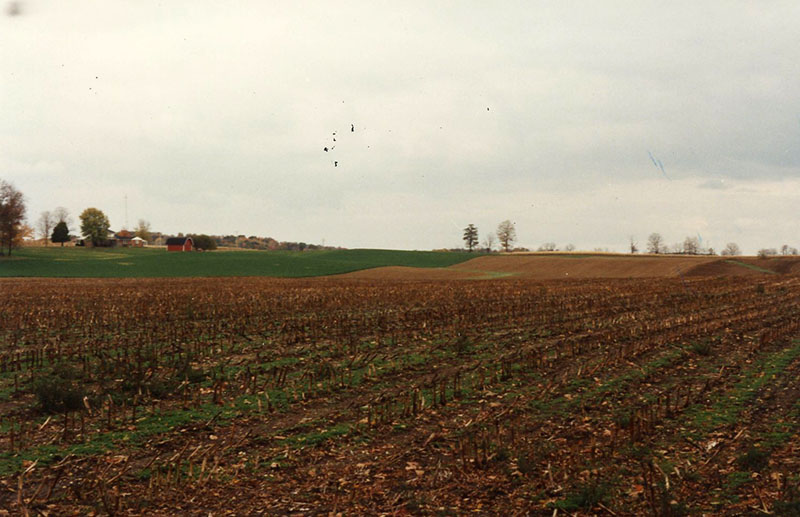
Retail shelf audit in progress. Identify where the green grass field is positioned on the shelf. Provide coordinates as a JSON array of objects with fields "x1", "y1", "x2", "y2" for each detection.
[{"x1": 0, "y1": 247, "x2": 476, "y2": 278}]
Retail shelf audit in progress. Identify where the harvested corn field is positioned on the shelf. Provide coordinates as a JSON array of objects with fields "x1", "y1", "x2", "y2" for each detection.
[{"x1": 0, "y1": 275, "x2": 799, "y2": 515}]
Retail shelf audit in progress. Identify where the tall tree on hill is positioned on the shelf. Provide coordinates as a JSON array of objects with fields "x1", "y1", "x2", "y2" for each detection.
[
  {"x1": 647, "y1": 233, "x2": 664, "y2": 254},
  {"x1": 0, "y1": 179, "x2": 26, "y2": 256},
  {"x1": 496, "y1": 220, "x2": 516, "y2": 252},
  {"x1": 37, "y1": 211, "x2": 55, "y2": 246},
  {"x1": 79, "y1": 208, "x2": 110, "y2": 246},
  {"x1": 51, "y1": 221, "x2": 70, "y2": 246},
  {"x1": 462, "y1": 224, "x2": 478, "y2": 252}
]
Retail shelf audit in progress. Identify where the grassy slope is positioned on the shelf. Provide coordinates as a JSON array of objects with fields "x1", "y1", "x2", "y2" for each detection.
[{"x1": 0, "y1": 247, "x2": 476, "y2": 278}]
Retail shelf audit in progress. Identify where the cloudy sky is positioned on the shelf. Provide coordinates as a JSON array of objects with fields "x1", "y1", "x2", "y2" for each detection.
[{"x1": 2, "y1": 1, "x2": 799, "y2": 253}]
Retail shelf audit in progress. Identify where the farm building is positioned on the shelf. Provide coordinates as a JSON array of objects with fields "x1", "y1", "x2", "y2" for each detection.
[
  {"x1": 130, "y1": 236, "x2": 146, "y2": 247},
  {"x1": 114, "y1": 230, "x2": 134, "y2": 247},
  {"x1": 166, "y1": 236, "x2": 193, "y2": 252}
]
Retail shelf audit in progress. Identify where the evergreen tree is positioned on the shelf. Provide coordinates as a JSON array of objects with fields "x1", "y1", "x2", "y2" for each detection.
[
  {"x1": 51, "y1": 221, "x2": 70, "y2": 246},
  {"x1": 462, "y1": 224, "x2": 478, "y2": 252}
]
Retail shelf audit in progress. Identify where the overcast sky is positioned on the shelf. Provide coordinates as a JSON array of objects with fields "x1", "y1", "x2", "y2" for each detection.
[{"x1": 2, "y1": 1, "x2": 799, "y2": 253}]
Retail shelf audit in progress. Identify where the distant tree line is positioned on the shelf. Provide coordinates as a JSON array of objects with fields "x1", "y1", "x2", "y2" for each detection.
[
  {"x1": 634, "y1": 233, "x2": 799, "y2": 257},
  {"x1": 209, "y1": 235, "x2": 339, "y2": 251}
]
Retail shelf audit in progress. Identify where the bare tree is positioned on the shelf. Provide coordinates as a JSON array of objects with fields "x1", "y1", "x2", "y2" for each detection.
[
  {"x1": 721, "y1": 243, "x2": 741, "y2": 256},
  {"x1": 629, "y1": 236, "x2": 638, "y2": 254},
  {"x1": 482, "y1": 233, "x2": 496, "y2": 252},
  {"x1": 53, "y1": 206, "x2": 70, "y2": 224},
  {"x1": 537, "y1": 242, "x2": 556, "y2": 252},
  {"x1": 37, "y1": 211, "x2": 55, "y2": 246},
  {"x1": 496, "y1": 220, "x2": 516, "y2": 252},
  {"x1": 647, "y1": 233, "x2": 664, "y2": 254},
  {"x1": 758, "y1": 248, "x2": 778, "y2": 258},
  {"x1": 683, "y1": 236, "x2": 700, "y2": 255},
  {"x1": 0, "y1": 180, "x2": 26, "y2": 256},
  {"x1": 564, "y1": 243, "x2": 575, "y2": 252},
  {"x1": 134, "y1": 219, "x2": 152, "y2": 242}
]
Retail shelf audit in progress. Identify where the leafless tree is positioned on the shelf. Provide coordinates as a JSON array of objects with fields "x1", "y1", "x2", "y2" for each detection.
[
  {"x1": 538, "y1": 242, "x2": 556, "y2": 252},
  {"x1": 53, "y1": 206, "x2": 69, "y2": 223},
  {"x1": 758, "y1": 248, "x2": 778, "y2": 258},
  {"x1": 683, "y1": 236, "x2": 700, "y2": 255},
  {"x1": 482, "y1": 233, "x2": 496, "y2": 253},
  {"x1": 37, "y1": 211, "x2": 55, "y2": 246},
  {"x1": 629, "y1": 236, "x2": 638, "y2": 254},
  {"x1": 134, "y1": 219, "x2": 152, "y2": 242},
  {"x1": 647, "y1": 233, "x2": 664, "y2": 254},
  {"x1": 721, "y1": 243, "x2": 741, "y2": 256},
  {"x1": 496, "y1": 220, "x2": 516, "y2": 252},
  {"x1": 564, "y1": 243, "x2": 575, "y2": 252},
  {"x1": 0, "y1": 179, "x2": 26, "y2": 256}
]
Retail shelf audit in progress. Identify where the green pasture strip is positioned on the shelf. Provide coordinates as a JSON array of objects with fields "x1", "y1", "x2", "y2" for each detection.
[
  {"x1": 456, "y1": 269, "x2": 518, "y2": 279},
  {"x1": 0, "y1": 403, "x2": 221, "y2": 476},
  {"x1": 0, "y1": 248, "x2": 476, "y2": 278},
  {"x1": 524, "y1": 345, "x2": 689, "y2": 419},
  {"x1": 724, "y1": 260, "x2": 777, "y2": 275},
  {"x1": 685, "y1": 340, "x2": 800, "y2": 437}
]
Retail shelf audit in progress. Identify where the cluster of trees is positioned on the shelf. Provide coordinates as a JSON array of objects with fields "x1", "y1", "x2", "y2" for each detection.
[
  {"x1": 637, "y1": 234, "x2": 799, "y2": 258},
  {"x1": 35, "y1": 207, "x2": 72, "y2": 247},
  {"x1": 462, "y1": 220, "x2": 518, "y2": 252},
  {"x1": 757, "y1": 245, "x2": 799, "y2": 258},
  {"x1": 462, "y1": 222, "x2": 578, "y2": 253},
  {"x1": 536, "y1": 242, "x2": 576, "y2": 252},
  {"x1": 641, "y1": 233, "x2": 721, "y2": 255},
  {"x1": 211, "y1": 235, "x2": 336, "y2": 251}
]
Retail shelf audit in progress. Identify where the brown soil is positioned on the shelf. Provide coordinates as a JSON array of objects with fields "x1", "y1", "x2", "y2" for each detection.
[
  {"x1": 451, "y1": 254, "x2": 722, "y2": 279},
  {"x1": 342, "y1": 254, "x2": 800, "y2": 281}
]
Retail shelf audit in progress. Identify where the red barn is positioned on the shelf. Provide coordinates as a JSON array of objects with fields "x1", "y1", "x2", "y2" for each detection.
[{"x1": 166, "y1": 236, "x2": 193, "y2": 252}]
